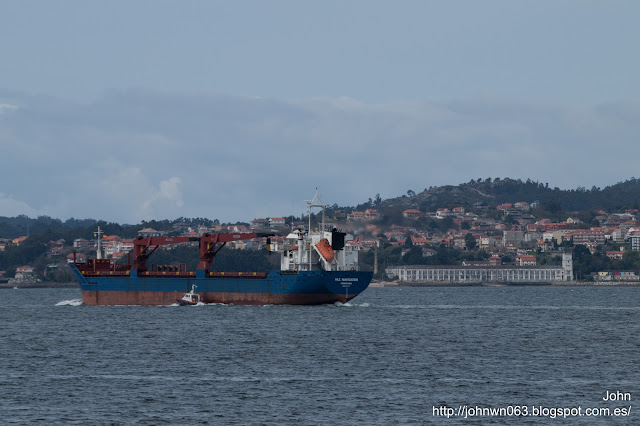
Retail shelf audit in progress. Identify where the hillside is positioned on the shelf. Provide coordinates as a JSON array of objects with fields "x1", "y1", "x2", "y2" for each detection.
[{"x1": 377, "y1": 177, "x2": 640, "y2": 212}]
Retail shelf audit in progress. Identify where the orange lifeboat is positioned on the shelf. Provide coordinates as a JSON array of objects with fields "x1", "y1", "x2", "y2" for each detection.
[{"x1": 315, "y1": 238, "x2": 335, "y2": 263}]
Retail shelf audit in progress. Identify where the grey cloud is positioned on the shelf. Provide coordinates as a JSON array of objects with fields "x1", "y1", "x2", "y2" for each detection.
[{"x1": 0, "y1": 89, "x2": 638, "y2": 223}]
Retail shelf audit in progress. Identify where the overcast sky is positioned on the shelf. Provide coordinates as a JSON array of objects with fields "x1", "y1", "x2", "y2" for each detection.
[{"x1": 1, "y1": 1, "x2": 639, "y2": 223}]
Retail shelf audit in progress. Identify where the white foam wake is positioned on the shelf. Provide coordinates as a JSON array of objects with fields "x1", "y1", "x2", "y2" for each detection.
[
  {"x1": 333, "y1": 301, "x2": 372, "y2": 307},
  {"x1": 55, "y1": 299, "x2": 83, "y2": 306}
]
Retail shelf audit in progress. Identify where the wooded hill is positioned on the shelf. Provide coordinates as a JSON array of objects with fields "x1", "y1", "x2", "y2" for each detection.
[
  {"x1": 365, "y1": 177, "x2": 640, "y2": 213},
  {"x1": 2, "y1": 178, "x2": 640, "y2": 239}
]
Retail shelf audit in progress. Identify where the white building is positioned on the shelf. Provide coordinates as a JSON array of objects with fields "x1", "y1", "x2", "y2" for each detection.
[
  {"x1": 503, "y1": 230, "x2": 524, "y2": 246},
  {"x1": 524, "y1": 231, "x2": 542, "y2": 243},
  {"x1": 479, "y1": 236, "x2": 495, "y2": 249},
  {"x1": 630, "y1": 232, "x2": 640, "y2": 251},
  {"x1": 386, "y1": 254, "x2": 573, "y2": 283},
  {"x1": 268, "y1": 217, "x2": 286, "y2": 227}
]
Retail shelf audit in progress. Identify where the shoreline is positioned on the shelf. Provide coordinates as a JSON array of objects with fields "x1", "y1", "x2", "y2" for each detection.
[
  {"x1": 370, "y1": 280, "x2": 640, "y2": 287},
  {"x1": 0, "y1": 282, "x2": 77, "y2": 289},
  {"x1": 4, "y1": 281, "x2": 640, "y2": 289}
]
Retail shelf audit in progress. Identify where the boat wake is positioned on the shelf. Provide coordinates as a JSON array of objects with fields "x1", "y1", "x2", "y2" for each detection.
[
  {"x1": 55, "y1": 299, "x2": 83, "y2": 306},
  {"x1": 332, "y1": 301, "x2": 371, "y2": 307},
  {"x1": 166, "y1": 301, "x2": 211, "y2": 307}
]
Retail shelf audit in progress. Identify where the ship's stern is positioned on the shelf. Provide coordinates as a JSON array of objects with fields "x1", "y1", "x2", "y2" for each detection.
[{"x1": 323, "y1": 270, "x2": 373, "y2": 303}]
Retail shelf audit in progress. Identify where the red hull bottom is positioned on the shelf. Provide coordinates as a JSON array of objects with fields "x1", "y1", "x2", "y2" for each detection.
[{"x1": 81, "y1": 290, "x2": 357, "y2": 306}]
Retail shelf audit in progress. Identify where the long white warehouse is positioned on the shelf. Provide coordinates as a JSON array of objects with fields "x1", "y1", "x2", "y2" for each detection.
[{"x1": 386, "y1": 253, "x2": 573, "y2": 283}]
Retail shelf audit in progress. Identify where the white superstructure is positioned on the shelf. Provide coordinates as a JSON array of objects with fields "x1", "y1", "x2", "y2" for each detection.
[{"x1": 279, "y1": 189, "x2": 360, "y2": 272}]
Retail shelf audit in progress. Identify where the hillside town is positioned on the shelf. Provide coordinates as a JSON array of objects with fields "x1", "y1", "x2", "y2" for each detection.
[{"x1": 2, "y1": 197, "x2": 640, "y2": 285}]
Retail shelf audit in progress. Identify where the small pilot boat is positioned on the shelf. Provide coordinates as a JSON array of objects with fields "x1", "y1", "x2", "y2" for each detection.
[{"x1": 177, "y1": 284, "x2": 200, "y2": 306}]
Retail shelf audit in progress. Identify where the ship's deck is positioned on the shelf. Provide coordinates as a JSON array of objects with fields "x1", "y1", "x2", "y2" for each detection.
[{"x1": 79, "y1": 270, "x2": 268, "y2": 279}]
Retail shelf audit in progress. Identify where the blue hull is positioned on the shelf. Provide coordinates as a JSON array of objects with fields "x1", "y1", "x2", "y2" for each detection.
[{"x1": 70, "y1": 264, "x2": 372, "y2": 305}]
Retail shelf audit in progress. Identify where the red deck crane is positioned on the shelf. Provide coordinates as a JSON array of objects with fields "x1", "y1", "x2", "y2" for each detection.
[{"x1": 132, "y1": 232, "x2": 273, "y2": 273}]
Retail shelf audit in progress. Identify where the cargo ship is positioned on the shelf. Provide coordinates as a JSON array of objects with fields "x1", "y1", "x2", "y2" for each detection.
[{"x1": 69, "y1": 191, "x2": 372, "y2": 305}]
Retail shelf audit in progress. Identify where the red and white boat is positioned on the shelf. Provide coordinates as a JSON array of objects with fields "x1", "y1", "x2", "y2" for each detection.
[{"x1": 177, "y1": 284, "x2": 200, "y2": 306}]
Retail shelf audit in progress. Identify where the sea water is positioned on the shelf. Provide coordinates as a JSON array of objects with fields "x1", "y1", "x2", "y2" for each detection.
[{"x1": 1, "y1": 286, "x2": 638, "y2": 424}]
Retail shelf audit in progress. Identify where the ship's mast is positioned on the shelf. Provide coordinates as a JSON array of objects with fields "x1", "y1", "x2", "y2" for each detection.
[
  {"x1": 306, "y1": 188, "x2": 326, "y2": 232},
  {"x1": 305, "y1": 188, "x2": 326, "y2": 270},
  {"x1": 94, "y1": 226, "x2": 104, "y2": 259}
]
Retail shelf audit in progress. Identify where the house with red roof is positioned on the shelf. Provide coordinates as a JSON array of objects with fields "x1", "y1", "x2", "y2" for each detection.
[
  {"x1": 606, "y1": 251, "x2": 624, "y2": 260},
  {"x1": 527, "y1": 223, "x2": 544, "y2": 232},
  {"x1": 436, "y1": 208, "x2": 451, "y2": 219},
  {"x1": 440, "y1": 237, "x2": 454, "y2": 248},
  {"x1": 497, "y1": 203, "x2": 512, "y2": 210},
  {"x1": 226, "y1": 224, "x2": 250, "y2": 232},
  {"x1": 73, "y1": 238, "x2": 91, "y2": 249},
  {"x1": 537, "y1": 239, "x2": 553, "y2": 252},
  {"x1": 139, "y1": 228, "x2": 163, "y2": 237},
  {"x1": 347, "y1": 211, "x2": 365, "y2": 221},
  {"x1": 479, "y1": 235, "x2": 494, "y2": 249},
  {"x1": 251, "y1": 218, "x2": 268, "y2": 229},
  {"x1": 402, "y1": 209, "x2": 422, "y2": 219},
  {"x1": 67, "y1": 253, "x2": 87, "y2": 263},
  {"x1": 410, "y1": 237, "x2": 430, "y2": 246},
  {"x1": 111, "y1": 251, "x2": 127, "y2": 261},
  {"x1": 268, "y1": 217, "x2": 286, "y2": 228},
  {"x1": 364, "y1": 209, "x2": 379, "y2": 220},
  {"x1": 568, "y1": 228, "x2": 605, "y2": 246},
  {"x1": 516, "y1": 255, "x2": 537, "y2": 266},
  {"x1": 12, "y1": 236, "x2": 28, "y2": 246},
  {"x1": 49, "y1": 246, "x2": 64, "y2": 256},
  {"x1": 15, "y1": 265, "x2": 34, "y2": 280}
]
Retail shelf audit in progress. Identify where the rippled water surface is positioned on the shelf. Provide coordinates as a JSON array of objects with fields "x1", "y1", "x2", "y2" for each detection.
[{"x1": 2, "y1": 286, "x2": 638, "y2": 424}]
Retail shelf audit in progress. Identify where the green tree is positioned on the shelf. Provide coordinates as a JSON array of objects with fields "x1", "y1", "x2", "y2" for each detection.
[
  {"x1": 464, "y1": 233, "x2": 477, "y2": 251},
  {"x1": 404, "y1": 234, "x2": 413, "y2": 248},
  {"x1": 572, "y1": 245, "x2": 593, "y2": 280},
  {"x1": 542, "y1": 200, "x2": 562, "y2": 214},
  {"x1": 622, "y1": 251, "x2": 640, "y2": 270},
  {"x1": 403, "y1": 246, "x2": 424, "y2": 265}
]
